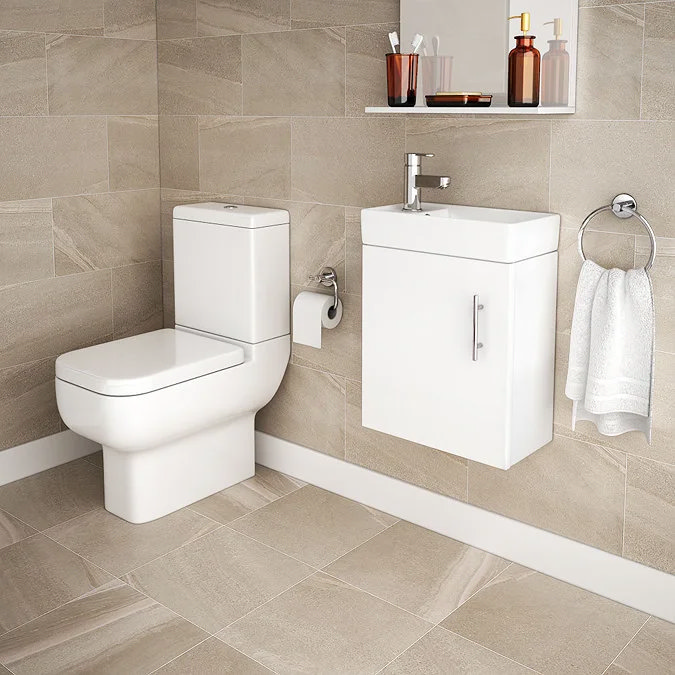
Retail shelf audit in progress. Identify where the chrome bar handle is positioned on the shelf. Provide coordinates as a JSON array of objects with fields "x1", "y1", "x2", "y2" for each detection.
[{"x1": 472, "y1": 295, "x2": 484, "y2": 361}]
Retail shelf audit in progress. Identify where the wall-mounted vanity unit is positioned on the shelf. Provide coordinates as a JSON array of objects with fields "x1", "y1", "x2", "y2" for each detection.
[
  {"x1": 367, "y1": 0, "x2": 578, "y2": 115},
  {"x1": 361, "y1": 204, "x2": 560, "y2": 469}
]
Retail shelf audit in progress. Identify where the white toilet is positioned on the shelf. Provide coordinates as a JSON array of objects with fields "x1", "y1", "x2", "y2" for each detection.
[{"x1": 55, "y1": 203, "x2": 290, "y2": 524}]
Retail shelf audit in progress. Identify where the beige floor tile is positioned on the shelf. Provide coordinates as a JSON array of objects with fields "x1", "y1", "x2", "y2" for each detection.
[
  {"x1": 156, "y1": 637, "x2": 272, "y2": 673},
  {"x1": 45, "y1": 507, "x2": 220, "y2": 576},
  {"x1": 623, "y1": 456, "x2": 675, "y2": 574},
  {"x1": 0, "y1": 459, "x2": 103, "y2": 530},
  {"x1": 0, "y1": 534, "x2": 112, "y2": 633},
  {"x1": 382, "y1": 626, "x2": 536, "y2": 674},
  {"x1": 190, "y1": 465, "x2": 304, "y2": 524},
  {"x1": 606, "y1": 617, "x2": 675, "y2": 674},
  {"x1": 0, "y1": 580, "x2": 207, "y2": 675},
  {"x1": 325, "y1": 521, "x2": 509, "y2": 623},
  {"x1": 219, "y1": 572, "x2": 430, "y2": 674},
  {"x1": 230, "y1": 485, "x2": 397, "y2": 567},
  {"x1": 0, "y1": 509, "x2": 35, "y2": 550},
  {"x1": 442, "y1": 564, "x2": 648, "y2": 674},
  {"x1": 124, "y1": 527, "x2": 313, "y2": 632}
]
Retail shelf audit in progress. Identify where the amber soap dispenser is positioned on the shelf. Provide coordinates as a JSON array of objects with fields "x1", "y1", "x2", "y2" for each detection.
[{"x1": 507, "y1": 12, "x2": 540, "y2": 107}]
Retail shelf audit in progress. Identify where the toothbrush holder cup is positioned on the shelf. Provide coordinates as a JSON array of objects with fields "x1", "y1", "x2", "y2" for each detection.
[{"x1": 386, "y1": 53, "x2": 419, "y2": 107}]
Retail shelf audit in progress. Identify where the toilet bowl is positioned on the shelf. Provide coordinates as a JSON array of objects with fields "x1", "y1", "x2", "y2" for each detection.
[{"x1": 55, "y1": 203, "x2": 290, "y2": 523}]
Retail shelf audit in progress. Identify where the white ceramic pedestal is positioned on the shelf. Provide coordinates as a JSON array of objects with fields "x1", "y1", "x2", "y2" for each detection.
[{"x1": 102, "y1": 414, "x2": 255, "y2": 523}]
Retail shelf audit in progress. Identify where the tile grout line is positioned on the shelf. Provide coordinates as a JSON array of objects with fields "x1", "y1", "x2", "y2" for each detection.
[
  {"x1": 318, "y1": 518, "x2": 400, "y2": 570},
  {"x1": 438, "y1": 562, "x2": 515, "y2": 626},
  {"x1": 222, "y1": 521, "x2": 323, "y2": 572},
  {"x1": 215, "y1": 567, "x2": 318, "y2": 637},
  {"x1": 320, "y1": 570, "x2": 432, "y2": 624},
  {"x1": 600, "y1": 615, "x2": 651, "y2": 675},
  {"x1": 372, "y1": 624, "x2": 437, "y2": 675},
  {"x1": 0, "y1": 462, "x2": 103, "y2": 533},
  {"x1": 439, "y1": 626, "x2": 543, "y2": 674},
  {"x1": 0, "y1": 537, "x2": 119, "y2": 640},
  {"x1": 145, "y1": 635, "x2": 213, "y2": 675},
  {"x1": 119, "y1": 522, "x2": 226, "y2": 578}
]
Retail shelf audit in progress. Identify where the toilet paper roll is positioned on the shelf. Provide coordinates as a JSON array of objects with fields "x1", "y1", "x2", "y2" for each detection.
[{"x1": 292, "y1": 291, "x2": 343, "y2": 348}]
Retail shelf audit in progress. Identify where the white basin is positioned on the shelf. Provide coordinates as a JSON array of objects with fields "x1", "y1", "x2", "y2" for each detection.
[{"x1": 361, "y1": 203, "x2": 560, "y2": 263}]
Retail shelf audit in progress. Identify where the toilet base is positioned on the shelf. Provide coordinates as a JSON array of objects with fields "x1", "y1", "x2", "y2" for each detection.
[{"x1": 102, "y1": 414, "x2": 255, "y2": 523}]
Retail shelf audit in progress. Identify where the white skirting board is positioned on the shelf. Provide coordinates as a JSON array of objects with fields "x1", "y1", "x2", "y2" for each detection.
[
  {"x1": 255, "y1": 431, "x2": 675, "y2": 623},
  {"x1": 0, "y1": 430, "x2": 100, "y2": 486}
]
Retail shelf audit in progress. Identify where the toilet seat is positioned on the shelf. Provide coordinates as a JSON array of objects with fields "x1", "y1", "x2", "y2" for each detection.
[{"x1": 56, "y1": 328, "x2": 244, "y2": 396}]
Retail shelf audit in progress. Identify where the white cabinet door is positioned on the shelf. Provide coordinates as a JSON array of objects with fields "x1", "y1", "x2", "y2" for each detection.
[{"x1": 362, "y1": 245, "x2": 514, "y2": 468}]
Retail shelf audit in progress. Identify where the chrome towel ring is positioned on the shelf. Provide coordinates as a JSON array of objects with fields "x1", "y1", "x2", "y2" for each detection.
[{"x1": 578, "y1": 193, "x2": 657, "y2": 271}]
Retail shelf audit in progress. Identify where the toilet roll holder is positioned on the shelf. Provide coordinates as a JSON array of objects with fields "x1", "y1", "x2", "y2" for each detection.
[{"x1": 308, "y1": 267, "x2": 339, "y2": 319}]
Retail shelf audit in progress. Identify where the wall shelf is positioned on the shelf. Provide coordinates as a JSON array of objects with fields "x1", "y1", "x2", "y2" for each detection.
[{"x1": 365, "y1": 106, "x2": 575, "y2": 115}]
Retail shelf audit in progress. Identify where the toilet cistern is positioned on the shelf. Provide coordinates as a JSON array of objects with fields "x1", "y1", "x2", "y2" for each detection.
[{"x1": 403, "y1": 152, "x2": 451, "y2": 212}]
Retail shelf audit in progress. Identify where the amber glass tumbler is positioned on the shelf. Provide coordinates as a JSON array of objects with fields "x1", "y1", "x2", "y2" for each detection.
[
  {"x1": 386, "y1": 53, "x2": 418, "y2": 107},
  {"x1": 508, "y1": 36, "x2": 540, "y2": 107}
]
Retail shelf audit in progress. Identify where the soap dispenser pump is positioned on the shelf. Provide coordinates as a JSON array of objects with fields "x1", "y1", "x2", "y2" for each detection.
[
  {"x1": 541, "y1": 18, "x2": 569, "y2": 106},
  {"x1": 507, "y1": 12, "x2": 540, "y2": 107}
]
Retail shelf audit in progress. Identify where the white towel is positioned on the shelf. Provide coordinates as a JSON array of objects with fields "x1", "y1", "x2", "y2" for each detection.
[{"x1": 565, "y1": 260, "x2": 654, "y2": 441}]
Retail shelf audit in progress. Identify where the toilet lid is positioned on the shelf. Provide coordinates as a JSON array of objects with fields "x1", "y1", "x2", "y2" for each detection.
[{"x1": 56, "y1": 329, "x2": 244, "y2": 396}]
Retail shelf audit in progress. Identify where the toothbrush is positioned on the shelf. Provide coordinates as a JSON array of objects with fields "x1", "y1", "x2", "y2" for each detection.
[
  {"x1": 432, "y1": 35, "x2": 440, "y2": 57},
  {"x1": 388, "y1": 31, "x2": 400, "y2": 53},
  {"x1": 411, "y1": 33, "x2": 424, "y2": 54}
]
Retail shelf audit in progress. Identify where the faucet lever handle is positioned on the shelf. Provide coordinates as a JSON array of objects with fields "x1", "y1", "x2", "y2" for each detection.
[{"x1": 406, "y1": 152, "x2": 434, "y2": 161}]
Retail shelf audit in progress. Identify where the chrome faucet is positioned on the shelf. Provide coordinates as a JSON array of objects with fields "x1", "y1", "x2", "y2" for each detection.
[{"x1": 403, "y1": 153, "x2": 451, "y2": 211}]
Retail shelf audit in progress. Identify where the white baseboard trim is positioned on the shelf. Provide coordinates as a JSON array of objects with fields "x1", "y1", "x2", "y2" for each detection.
[
  {"x1": 0, "y1": 430, "x2": 101, "y2": 486},
  {"x1": 255, "y1": 431, "x2": 675, "y2": 623}
]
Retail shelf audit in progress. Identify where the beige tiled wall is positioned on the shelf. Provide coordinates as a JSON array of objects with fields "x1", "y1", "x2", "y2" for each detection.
[
  {"x1": 158, "y1": 0, "x2": 674, "y2": 576},
  {"x1": 0, "y1": 1, "x2": 162, "y2": 452}
]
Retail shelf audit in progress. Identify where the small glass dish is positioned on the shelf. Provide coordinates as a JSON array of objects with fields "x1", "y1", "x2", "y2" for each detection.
[{"x1": 425, "y1": 93, "x2": 492, "y2": 107}]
